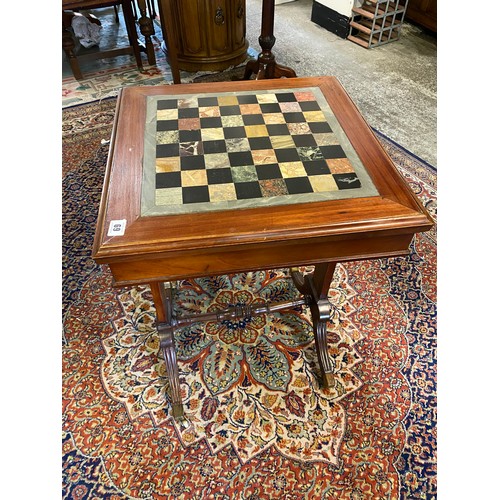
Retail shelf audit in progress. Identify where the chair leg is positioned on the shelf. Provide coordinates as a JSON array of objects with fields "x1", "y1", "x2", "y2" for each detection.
[
  {"x1": 137, "y1": 0, "x2": 156, "y2": 65},
  {"x1": 147, "y1": 0, "x2": 156, "y2": 19},
  {"x1": 113, "y1": 5, "x2": 119, "y2": 22},
  {"x1": 62, "y1": 24, "x2": 83, "y2": 80},
  {"x1": 122, "y1": 0, "x2": 144, "y2": 70}
]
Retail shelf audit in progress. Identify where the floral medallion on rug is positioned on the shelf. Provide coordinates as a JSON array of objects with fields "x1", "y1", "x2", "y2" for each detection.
[{"x1": 62, "y1": 98, "x2": 437, "y2": 499}]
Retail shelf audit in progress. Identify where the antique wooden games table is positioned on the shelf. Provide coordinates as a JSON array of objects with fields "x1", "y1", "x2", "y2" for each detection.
[{"x1": 92, "y1": 76, "x2": 433, "y2": 419}]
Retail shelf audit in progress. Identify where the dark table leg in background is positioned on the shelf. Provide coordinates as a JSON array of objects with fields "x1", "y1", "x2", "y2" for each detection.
[{"x1": 244, "y1": 0, "x2": 297, "y2": 80}]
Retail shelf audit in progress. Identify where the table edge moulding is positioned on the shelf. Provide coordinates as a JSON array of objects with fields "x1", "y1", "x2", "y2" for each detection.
[{"x1": 92, "y1": 76, "x2": 434, "y2": 419}]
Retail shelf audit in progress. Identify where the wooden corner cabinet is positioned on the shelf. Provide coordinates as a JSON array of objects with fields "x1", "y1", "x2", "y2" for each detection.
[{"x1": 158, "y1": 0, "x2": 249, "y2": 72}]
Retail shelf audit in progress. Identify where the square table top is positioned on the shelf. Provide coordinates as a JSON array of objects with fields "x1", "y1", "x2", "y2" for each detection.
[{"x1": 92, "y1": 76, "x2": 433, "y2": 285}]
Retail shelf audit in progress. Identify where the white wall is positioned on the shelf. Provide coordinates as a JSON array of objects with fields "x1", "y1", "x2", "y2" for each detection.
[{"x1": 316, "y1": 0, "x2": 363, "y2": 18}]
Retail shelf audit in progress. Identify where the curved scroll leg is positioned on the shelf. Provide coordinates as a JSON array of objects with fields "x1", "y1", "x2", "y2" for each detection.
[
  {"x1": 270, "y1": 62, "x2": 297, "y2": 79},
  {"x1": 158, "y1": 322, "x2": 183, "y2": 418},
  {"x1": 150, "y1": 282, "x2": 184, "y2": 419},
  {"x1": 310, "y1": 263, "x2": 337, "y2": 387},
  {"x1": 243, "y1": 58, "x2": 297, "y2": 80},
  {"x1": 290, "y1": 263, "x2": 337, "y2": 388},
  {"x1": 243, "y1": 59, "x2": 259, "y2": 80},
  {"x1": 310, "y1": 299, "x2": 335, "y2": 388},
  {"x1": 290, "y1": 267, "x2": 309, "y2": 295}
]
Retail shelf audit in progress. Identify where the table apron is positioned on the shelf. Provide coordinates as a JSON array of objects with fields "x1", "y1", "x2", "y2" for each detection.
[{"x1": 105, "y1": 232, "x2": 414, "y2": 286}]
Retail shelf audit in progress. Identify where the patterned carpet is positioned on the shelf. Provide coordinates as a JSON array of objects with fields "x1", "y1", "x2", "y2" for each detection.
[
  {"x1": 62, "y1": 97, "x2": 436, "y2": 499},
  {"x1": 62, "y1": 35, "x2": 259, "y2": 108}
]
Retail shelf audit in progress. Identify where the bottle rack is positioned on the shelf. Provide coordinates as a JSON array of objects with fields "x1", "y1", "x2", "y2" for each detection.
[{"x1": 348, "y1": 0, "x2": 408, "y2": 49}]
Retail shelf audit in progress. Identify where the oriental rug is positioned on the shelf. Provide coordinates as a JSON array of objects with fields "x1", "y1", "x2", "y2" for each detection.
[
  {"x1": 62, "y1": 34, "x2": 258, "y2": 109},
  {"x1": 62, "y1": 98, "x2": 437, "y2": 499}
]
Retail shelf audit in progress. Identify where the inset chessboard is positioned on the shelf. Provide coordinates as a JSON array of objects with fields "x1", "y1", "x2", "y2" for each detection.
[{"x1": 141, "y1": 87, "x2": 378, "y2": 216}]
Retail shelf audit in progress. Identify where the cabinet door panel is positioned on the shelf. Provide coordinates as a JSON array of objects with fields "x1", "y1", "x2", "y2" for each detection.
[
  {"x1": 177, "y1": 0, "x2": 205, "y2": 55},
  {"x1": 232, "y1": 0, "x2": 246, "y2": 49},
  {"x1": 206, "y1": 0, "x2": 231, "y2": 55},
  {"x1": 158, "y1": 0, "x2": 248, "y2": 71}
]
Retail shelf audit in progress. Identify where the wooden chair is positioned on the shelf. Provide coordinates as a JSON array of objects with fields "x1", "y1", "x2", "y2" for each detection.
[
  {"x1": 63, "y1": 0, "x2": 155, "y2": 80},
  {"x1": 130, "y1": 0, "x2": 181, "y2": 83}
]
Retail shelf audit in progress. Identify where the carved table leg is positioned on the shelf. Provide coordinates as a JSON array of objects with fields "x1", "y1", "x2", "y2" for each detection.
[
  {"x1": 291, "y1": 263, "x2": 337, "y2": 388},
  {"x1": 244, "y1": 0, "x2": 296, "y2": 80},
  {"x1": 150, "y1": 282, "x2": 184, "y2": 419},
  {"x1": 310, "y1": 263, "x2": 337, "y2": 388}
]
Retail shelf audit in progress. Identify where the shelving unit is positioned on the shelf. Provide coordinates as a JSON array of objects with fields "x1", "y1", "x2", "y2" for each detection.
[{"x1": 348, "y1": 0, "x2": 408, "y2": 49}]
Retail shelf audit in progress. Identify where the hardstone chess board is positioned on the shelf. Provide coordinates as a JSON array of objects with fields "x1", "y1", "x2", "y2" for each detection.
[{"x1": 141, "y1": 86, "x2": 378, "y2": 216}]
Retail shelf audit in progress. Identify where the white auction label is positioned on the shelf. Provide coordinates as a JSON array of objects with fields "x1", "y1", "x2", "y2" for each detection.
[{"x1": 107, "y1": 219, "x2": 127, "y2": 236}]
